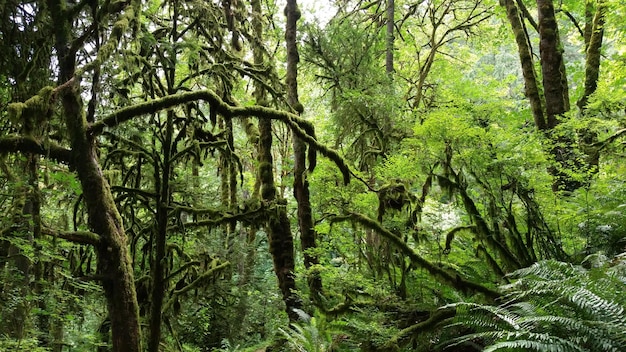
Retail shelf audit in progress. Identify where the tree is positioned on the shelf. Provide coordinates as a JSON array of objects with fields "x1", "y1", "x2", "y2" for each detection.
[{"x1": 500, "y1": 0, "x2": 609, "y2": 191}]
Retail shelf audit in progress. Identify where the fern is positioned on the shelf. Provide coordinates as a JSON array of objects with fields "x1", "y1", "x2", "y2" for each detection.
[
  {"x1": 441, "y1": 255, "x2": 626, "y2": 352},
  {"x1": 279, "y1": 311, "x2": 349, "y2": 352}
]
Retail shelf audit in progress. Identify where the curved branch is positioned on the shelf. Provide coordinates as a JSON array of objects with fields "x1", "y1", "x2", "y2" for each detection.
[
  {"x1": 184, "y1": 204, "x2": 270, "y2": 228},
  {"x1": 330, "y1": 213, "x2": 501, "y2": 299},
  {"x1": 385, "y1": 307, "x2": 457, "y2": 349},
  {"x1": 90, "y1": 89, "x2": 352, "y2": 183},
  {"x1": 592, "y1": 128, "x2": 626, "y2": 152},
  {"x1": 0, "y1": 136, "x2": 71, "y2": 164},
  {"x1": 162, "y1": 261, "x2": 230, "y2": 313}
]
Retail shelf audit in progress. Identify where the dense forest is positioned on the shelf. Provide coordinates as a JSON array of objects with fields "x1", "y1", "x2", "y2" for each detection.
[{"x1": 0, "y1": 0, "x2": 625, "y2": 351}]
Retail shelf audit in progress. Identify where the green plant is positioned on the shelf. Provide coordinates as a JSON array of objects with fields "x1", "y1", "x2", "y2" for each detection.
[
  {"x1": 443, "y1": 255, "x2": 626, "y2": 351},
  {"x1": 279, "y1": 310, "x2": 349, "y2": 352}
]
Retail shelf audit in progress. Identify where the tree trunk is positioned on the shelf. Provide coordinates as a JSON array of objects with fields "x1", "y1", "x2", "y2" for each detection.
[
  {"x1": 386, "y1": 0, "x2": 395, "y2": 74},
  {"x1": 286, "y1": 0, "x2": 323, "y2": 302},
  {"x1": 577, "y1": 0, "x2": 605, "y2": 111},
  {"x1": 501, "y1": 0, "x2": 546, "y2": 130},
  {"x1": 537, "y1": 0, "x2": 569, "y2": 129},
  {"x1": 148, "y1": 110, "x2": 173, "y2": 352},
  {"x1": 50, "y1": 0, "x2": 142, "y2": 349},
  {"x1": 251, "y1": 0, "x2": 302, "y2": 323}
]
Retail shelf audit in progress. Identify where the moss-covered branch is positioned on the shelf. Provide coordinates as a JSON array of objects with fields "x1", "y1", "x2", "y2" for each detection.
[
  {"x1": 110, "y1": 186, "x2": 158, "y2": 200},
  {"x1": 182, "y1": 204, "x2": 269, "y2": 228},
  {"x1": 592, "y1": 128, "x2": 626, "y2": 152},
  {"x1": 89, "y1": 90, "x2": 351, "y2": 183},
  {"x1": 162, "y1": 260, "x2": 230, "y2": 313},
  {"x1": 385, "y1": 307, "x2": 456, "y2": 349},
  {"x1": 0, "y1": 136, "x2": 71, "y2": 164},
  {"x1": 41, "y1": 227, "x2": 100, "y2": 245},
  {"x1": 436, "y1": 174, "x2": 522, "y2": 271},
  {"x1": 443, "y1": 225, "x2": 476, "y2": 254},
  {"x1": 164, "y1": 260, "x2": 201, "y2": 283},
  {"x1": 330, "y1": 213, "x2": 501, "y2": 299}
]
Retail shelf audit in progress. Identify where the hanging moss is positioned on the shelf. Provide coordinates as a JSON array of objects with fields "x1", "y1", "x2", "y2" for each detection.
[{"x1": 90, "y1": 89, "x2": 352, "y2": 184}]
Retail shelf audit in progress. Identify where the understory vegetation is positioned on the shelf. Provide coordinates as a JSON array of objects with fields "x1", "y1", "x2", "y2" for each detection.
[{"x1": 0, "y1": 0, "x2": 625, "y2": 351}]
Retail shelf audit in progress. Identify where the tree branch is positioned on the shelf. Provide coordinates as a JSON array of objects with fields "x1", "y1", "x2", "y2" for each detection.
[
  {"x1": 41, "y1": 227, "x2": 100, "y2": 245},
  {"x1": 162, "y1": 260, "x2": 230, "y2": 313},
  {"x1": 330, "y1": 213, "x2": 501, "y2": 299},
  {"x1": 0, "y1": 136, "x2": 71, "y2": 164},
  {"x1": 385, "y1": 307, "x2": 457, "y2": 349},
  {"x1": 90, "y1": 89, "x2": 351, "y2": 184},
  {"x1": 592, "y1": 128, "x2": 626, "y2": 152},
  {"x1": 515, "y1": 0, "x2": 538, "y2": 32}
]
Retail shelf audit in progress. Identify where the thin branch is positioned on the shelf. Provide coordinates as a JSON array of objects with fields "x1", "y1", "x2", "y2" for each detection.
[
  {"x1": 184, "y1": 204, "x2": 270, "y2": 228},
  {"x1": 162, "y1": 261, "x2": 230, "y2": 313},
  {"x1": 592, "y1": 128, "x2": 626, "y2": 152},
  {"x1": 559, "y1": 9, "x2": 585, "y2": 39},
  {"x1": 515, "y1": 0, "x2": 538, "y2": 31}
]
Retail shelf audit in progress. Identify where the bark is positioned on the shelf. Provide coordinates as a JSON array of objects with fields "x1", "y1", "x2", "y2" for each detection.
[
  {"x1": 252, "y1": 0, "x2": 301, "y2": 322},
  {"x1": 259, "y1": 119, "x2": 302, "y2": 322},
  {"x1": 385, "y1": 0, "x2": 395, "y2": 74},
  {"x1": 285, "y1": 0, "x2": 323, "y2": 302},
  {"x1": 537, "y1": 0, "x2": 568, "y2": 129},
  {"x1": 49, "y1": 0, "x2": 141, "y2": 349},
  {"x1": 148, "y1": 111, "x2": 173, "y2": 352},
  {"x1": 501, "y1": 0, "x2": 546, "y2": 130},
  {"x1": 577, "y1": 1, "x2": 605, "y2": 111}
]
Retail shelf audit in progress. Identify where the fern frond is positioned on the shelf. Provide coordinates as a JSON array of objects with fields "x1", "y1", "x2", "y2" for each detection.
[
  {"x1": 442, "y1": 258, "x2": 626, "y2": 352},
  {"x1": 483, "y1": 338, "x2": 586, "y2": 352}
]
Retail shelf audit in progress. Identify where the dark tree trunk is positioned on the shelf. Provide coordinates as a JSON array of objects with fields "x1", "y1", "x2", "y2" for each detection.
[
  {"x1": 537, "y1": 0, "x2": 568, "y2": 129},
  {"x1": 148, "y1": 111, "x2": 173, "y2": 352},
  {"x1": 285, "y1": 0, "x2": 323, "y2": 301},
  {"x1": 259, "y1": 118, "x2": 302, "y2": 322}
]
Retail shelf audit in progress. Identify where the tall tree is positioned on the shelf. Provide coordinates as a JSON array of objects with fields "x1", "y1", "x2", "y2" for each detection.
[
  {"x1": 501, "y1": 0, "x2": 608, "y2": 191},
  {"x1": 286, "y1": 0, "x2": 324, "y2": 303},
  {"x1": 251, "y1": 0, "x2": 302, "y2": 323},
  {"x1": 47, "y1": 0, "x2": 143, "y2": 348}
]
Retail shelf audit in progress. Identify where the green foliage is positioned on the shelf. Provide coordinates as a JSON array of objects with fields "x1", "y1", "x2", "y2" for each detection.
[
  {"x1": 0, "y1": 337, "x2": 51, "y2": 352},
  {"x1": 444, "y1": 256, "x2": 626, "y2": 351},
  {"x1": 280, "y1": 311, "x2": 350, "y2": 352}
]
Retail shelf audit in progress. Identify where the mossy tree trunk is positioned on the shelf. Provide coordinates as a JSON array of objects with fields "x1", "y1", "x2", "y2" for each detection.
[
  {"x1": 577, "y1": 0, "x2": 605, "y2": 170},
  {"x1": 148, "y1": 109, "x2": 173, "y2": 352},
  {"x1": 285, "y1": 0, "x2": 323, "y2": 302},
  {"x1": 49, "y1": 0, "x2": 141, "y2": 350},
  {"x1": 0, "y1": 0, "x2": 52, "y2": 339},
  {"x1": 537, "y1": 0, "x2": 569, "y2": 129},
  {"x1": 578, "y1": 0, "x2": 605, "y2": 112},
  {"x1": 259, "y1": 119, "x2": 302, "y2": 322},
  {"x1": 503, "y1": 0, "x2": 607, "y2": 192},
  {"x1": 501, "y1": 0, "x2": 546, "y2": 130},
  {"x1": 251, "y1": 0, "x2": 301, "y2": 322}
]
